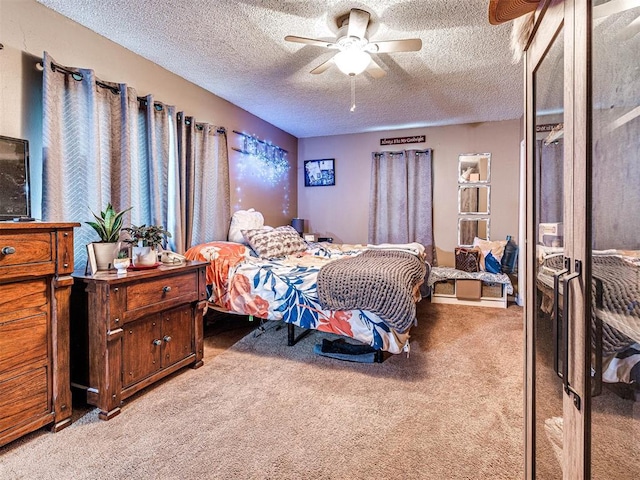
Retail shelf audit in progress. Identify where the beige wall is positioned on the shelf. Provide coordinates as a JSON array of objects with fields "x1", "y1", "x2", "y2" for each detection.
[
  {"x1": 298, "y1": 121, "x2": 522, "y2": 266},
  {"x1": 0, "y1": 0, "x2": 297, "y2": 227}
]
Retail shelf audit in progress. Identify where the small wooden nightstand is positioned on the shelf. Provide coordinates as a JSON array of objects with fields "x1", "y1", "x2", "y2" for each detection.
[{"x1": 70, "y1": 261, "x2": 208, "y2": 420}]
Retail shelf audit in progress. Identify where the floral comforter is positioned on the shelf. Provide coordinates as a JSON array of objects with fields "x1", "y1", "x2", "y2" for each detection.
[{"x1": 185, "y1": 241, "x2": 426, "y2": 353}]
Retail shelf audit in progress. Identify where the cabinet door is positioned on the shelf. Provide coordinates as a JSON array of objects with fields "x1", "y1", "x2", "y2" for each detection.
[
  {"x1": 122, "y1": 315, "x2": 162, "y2": 387},
  {"x1": 161, "y1": 306, "x2": 193, "y2": 368}
]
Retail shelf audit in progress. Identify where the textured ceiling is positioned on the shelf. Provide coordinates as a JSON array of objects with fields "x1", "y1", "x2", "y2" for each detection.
[{"x1": 36, "y1": 0, "x2": 523, "y2": 138}]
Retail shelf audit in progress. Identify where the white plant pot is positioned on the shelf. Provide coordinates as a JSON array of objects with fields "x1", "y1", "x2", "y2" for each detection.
[
  {"x1": 93, "y1": 242, "x2": 120, "y2": 271},
  {"x1": 132, "y1": 246, "x2": 158, "y2": 266},
  {"x1": 113, "y1": 257, "x2": 130, "y2": 275}
]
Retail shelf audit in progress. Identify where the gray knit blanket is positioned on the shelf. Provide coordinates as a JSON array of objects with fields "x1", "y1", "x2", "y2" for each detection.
[{"x1": 316, "y1": 250, "x2": 428, "y2": 333}]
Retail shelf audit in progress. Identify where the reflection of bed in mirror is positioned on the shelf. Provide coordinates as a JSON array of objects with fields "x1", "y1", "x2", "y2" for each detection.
[{"x1": 536, "y1": 246, "x2": 640, "y2": 395}]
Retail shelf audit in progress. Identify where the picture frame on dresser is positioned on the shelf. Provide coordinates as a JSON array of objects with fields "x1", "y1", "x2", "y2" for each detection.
[{"x1": 85, "y1": 243, "x2": 97, "y2": 275}]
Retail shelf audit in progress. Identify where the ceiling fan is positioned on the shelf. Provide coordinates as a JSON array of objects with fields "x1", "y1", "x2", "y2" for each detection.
[{"x1": 285, "y1": 8, "x2": 422, "y2": 78}]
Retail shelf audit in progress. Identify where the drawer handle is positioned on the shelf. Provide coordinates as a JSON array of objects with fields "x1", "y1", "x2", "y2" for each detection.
[
  {"x1": 152, "y1": 339, "x2": 162, "y2": 346},
  {"x1": 162, "y1": 286, "x2": 172, "y2": 293},
  {"x1": 163, "y1": 335, "x2": 172, "y2": 343},
  {"x1": 1, "y1": 246, "x2": 16, "y2": 255}
]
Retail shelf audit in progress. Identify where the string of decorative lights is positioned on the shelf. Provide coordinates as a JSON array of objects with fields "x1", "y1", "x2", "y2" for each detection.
[{"x1": 232, "y1": 130, "x2": 289, "y2": 184}]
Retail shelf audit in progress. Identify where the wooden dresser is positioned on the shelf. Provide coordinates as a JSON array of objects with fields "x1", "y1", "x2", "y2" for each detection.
[
  {"x1": 0, "y1": 221, "x2": 79, "y2": 447},
  {"x1": 70, "y1": 262, "x2": 208, "y2": 420}
]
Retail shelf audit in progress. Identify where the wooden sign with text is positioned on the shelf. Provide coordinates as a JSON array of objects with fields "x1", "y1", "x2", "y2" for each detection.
[{"x1": 380, "y1": 135, "x2": 425, "y2": 146}]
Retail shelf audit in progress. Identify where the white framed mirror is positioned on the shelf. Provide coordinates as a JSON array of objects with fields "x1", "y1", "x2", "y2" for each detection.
[
  {"x1": 458, "y1": 218, "x2": 489, "y2": 246},
  {"x1": 458, "y1": 185, "x2": 490, "y2": 215},
  {"x1": 458, "y1": 153, "x2": 491, "y2": 183}
]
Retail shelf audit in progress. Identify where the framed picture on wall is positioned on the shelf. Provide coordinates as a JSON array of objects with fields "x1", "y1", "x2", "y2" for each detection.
[{"x1": 304, "y1": 159, "x2": 335, "y2": 187}]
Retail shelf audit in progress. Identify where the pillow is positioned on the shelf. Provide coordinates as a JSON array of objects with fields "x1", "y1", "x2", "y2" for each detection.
[
  {"x1": 228, "y1": 208, "x2": 264, "y2": 244},
  {"x1": 472, "y1": 237, "x2": 507, "y2": 271},
  {"x1": 242, "y1": 225, "x2": 307, "y2": 259},
  {"x1": 484, "y1": 252, "x2": 502, "y2": 274}
]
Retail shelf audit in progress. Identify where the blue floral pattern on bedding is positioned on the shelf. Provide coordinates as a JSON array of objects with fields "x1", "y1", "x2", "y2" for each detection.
[{"x1": 186, "y1": 242, "x2": 413, "y2": 353}]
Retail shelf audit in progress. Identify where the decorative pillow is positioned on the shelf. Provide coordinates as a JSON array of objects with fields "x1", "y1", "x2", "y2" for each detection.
[
  {"x1": 484, "y1": 252, "x2": 502, "y2": 274},
  {"x1": 228, "y1": 208, "x2": 264, "y2": 244},
  {"x1": 242, "y1": 225, "x2": 307, "y2": 259},
  {"x1": 472, "y1": 237, "x2": 507, "y2": 271}
]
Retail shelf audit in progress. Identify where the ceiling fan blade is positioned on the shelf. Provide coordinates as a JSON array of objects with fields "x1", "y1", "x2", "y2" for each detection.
[
  {"x1": 366, "y1": 58, "x2": 386, "y2": 79},
  {"x1": 347, "y1": 8, "x2": 370, "y2": 40},
  {"x1": 310, "y1": 56, "x2": 335, "y2": 74},
  {"x1": 368, "y1": 38, "x2": 423, "y2": 53},
  {"x1": 285, "y1": 35, "x2": 335, "y2": 48}
]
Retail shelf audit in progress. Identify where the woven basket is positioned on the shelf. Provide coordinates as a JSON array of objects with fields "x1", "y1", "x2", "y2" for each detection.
[
  {"x1": 434, "y1": 280, "x2": 455, "y2": 295},
  {"x1": 482, "y1": 282, "x2": 503, "y2": 298}
]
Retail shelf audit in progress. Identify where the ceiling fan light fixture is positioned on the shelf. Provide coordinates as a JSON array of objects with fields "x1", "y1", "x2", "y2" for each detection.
[{"x1": 334, "y1": 49, "x2": 370, "y2": 76}]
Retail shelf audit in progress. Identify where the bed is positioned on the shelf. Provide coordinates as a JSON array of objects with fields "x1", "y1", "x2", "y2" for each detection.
[
  {"x1": 185, "y1": 235, "x2": 429, "y2": 356},
  {"x1": 536, "y1": 246, "x2": 640, "y2": 394}
]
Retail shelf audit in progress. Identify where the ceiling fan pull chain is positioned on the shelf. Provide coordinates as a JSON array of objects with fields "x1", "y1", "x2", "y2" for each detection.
[{"x1": 350, "y1": 75, "x2": 356, "y2": 112}]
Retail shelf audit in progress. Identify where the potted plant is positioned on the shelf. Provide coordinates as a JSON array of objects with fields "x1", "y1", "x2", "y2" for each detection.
[
  {"x1": 85, "y1": 203, "x2": 132, "y2": 270},
  {"x1": 123, "y1": 224, "x2": 171, "y2": 267},
  {"x1": 113, "y1": 249, "x2": 131, "y2": 275}
]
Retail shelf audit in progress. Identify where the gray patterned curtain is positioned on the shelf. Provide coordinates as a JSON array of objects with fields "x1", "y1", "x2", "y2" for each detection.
[
  {"x1": 42, "y1": 52, "x2": 228, "y2": 267},
  {"x1": 368, "y1": 149, "x2": 434, "y2": 264},
  {"x1": 177, "y1": 115, "x2": 229, "y2": 249},
  {"x1": 42, "y1": 52, "x2": 135, "y2": 269},
  {"x1": 137, "y1": 95, "x2": 181, "y2": 252}
]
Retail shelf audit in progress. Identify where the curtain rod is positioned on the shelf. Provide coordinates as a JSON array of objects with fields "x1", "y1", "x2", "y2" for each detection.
[
  {"x1": 233, "y1": 130, "x2": 288, "y2": 153},
  {"x1": 45, "y1": 60, "x2": 121, "y2": 95},
  {"x1": 374, "y1": 149, "x2": 431, "y2": 156},
  {"x1": 178, "y1": 113, "x2": 226, "y2": 134},
  {"x1": 45, "y1": 59, "x2": 226, "y2": 135}
]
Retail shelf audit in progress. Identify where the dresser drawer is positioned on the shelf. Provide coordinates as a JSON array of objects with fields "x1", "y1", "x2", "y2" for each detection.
[
  {"x1": 126, "y1": 272, "x2": 198, "y2": 311},
  {"x1": 0, "y1": 367, "x2": 49, "y2": 434},
  {"x1": 0, "y1": 233, "x2": 53, "y2": 267},
  {"x1": 0, "y1": 313, "x2": 49, "y2": 373},
  {"x1": 0, "y1": 278, "x2": 48, "y2": 316}
]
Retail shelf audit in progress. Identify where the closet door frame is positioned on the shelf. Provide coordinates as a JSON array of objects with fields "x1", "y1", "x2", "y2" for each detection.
[
  {"x1": 564, "y1": 0, "x2": 591, "y2": 476},
  {"x1": 524, "y1": 0, "x2": 591, "y2": 477}
]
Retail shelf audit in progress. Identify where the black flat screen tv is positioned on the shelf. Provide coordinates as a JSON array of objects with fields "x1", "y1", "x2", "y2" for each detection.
[{"x1": 0, "y1": 135, "x2": 31, "y2": 221}]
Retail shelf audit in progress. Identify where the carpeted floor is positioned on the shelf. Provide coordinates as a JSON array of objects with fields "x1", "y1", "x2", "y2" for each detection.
[{"x1": 0, "y1": 301, "x2": 525, "y2": 479}]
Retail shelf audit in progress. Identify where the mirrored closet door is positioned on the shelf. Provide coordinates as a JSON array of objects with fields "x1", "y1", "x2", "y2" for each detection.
[
  {"x1": 530, "y1": 13, "x2": 565, "y2": 479},
  {"x1": 525, "y1": 0, "x2": 639, "y2": 477},
  {"x1": 589, "y1": 0, "x2": 639, "y2": 477}
]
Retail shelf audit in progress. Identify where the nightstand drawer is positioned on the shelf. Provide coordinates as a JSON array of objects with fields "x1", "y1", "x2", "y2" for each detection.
[
  {"x1": 126, "y1": 272, "x2": 198, "y2": 311},
  {"x1": 0, "y1": 233, "x2": 53, "y2": 268}
]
